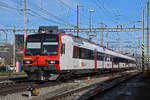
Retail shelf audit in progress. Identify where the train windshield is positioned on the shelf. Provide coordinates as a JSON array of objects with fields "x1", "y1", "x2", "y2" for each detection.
[
  {"x1": 25, "y1": 34, "x2": 59, "y2": 56},
  {"x1": 41, "y1": 35, "x2": 59, "y2": 55}
]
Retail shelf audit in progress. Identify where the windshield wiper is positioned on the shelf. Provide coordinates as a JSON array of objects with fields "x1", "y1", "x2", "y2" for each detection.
[
  {"x1": 42, "y1": 51, "x2": 58, "y2": 55},
  {"x1": 50, "y1": 52, "x2": 57, "y2": 54}
]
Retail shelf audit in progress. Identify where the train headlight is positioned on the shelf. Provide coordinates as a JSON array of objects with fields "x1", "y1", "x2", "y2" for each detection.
[
  {"x1": 48, "y1": 61, "x2": 59, "y2": 64},
  {"x1": 48, "y1": 61, "x2": 55, "y2": 64},
  {"x1": 51, "y1": 61, "x2": 55, "y2": 64},
  {"x1": 23, "y1": 61, "x2": 33, "y2": 64}
]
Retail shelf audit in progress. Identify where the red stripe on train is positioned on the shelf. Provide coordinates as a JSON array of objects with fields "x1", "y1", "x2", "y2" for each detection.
[{"x1": 94, "y1": 53, "x2": 97, "y2": 70}]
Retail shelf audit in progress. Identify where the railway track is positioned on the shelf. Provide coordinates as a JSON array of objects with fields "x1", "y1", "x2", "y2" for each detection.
[
  {"x1": 0, "y1": 69, "x2": 140, "y2": 98},
  {"x1": 30, "y1": 70, "x2": 141, "y2": 100},
  {"x1": 0, "y1": 76, "x2": 27, "y2": 83},
  {"x1": 0, "y1": 76, "x2": 29, "y2": 96},
  {"x1": 0, "y1": 80, "x2": 62, "y2": 96}
]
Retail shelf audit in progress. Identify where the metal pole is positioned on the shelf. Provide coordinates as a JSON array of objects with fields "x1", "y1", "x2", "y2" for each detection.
[
  {"x1": 24, "y1": 0, "x2": 27, "y2": 40},
  {"x1": 142, "y1": 9, "x2": 145, "y2": 73},
  {"x1": 89, "y1": 12, "x2": 91, "y2": 32},
  {"x1": 13, "y1": 26, "x2": 16, "y2": 68},
  {"x1": 147, "y1": 0, "x2": 149, "y2": 70},
  {"x1": 100, "y1": 22, "x2": 104, "y2": 46},
  {"x1": 6, "y1": 32, "x2": 8, "y2": 43},
  {"x1": 77, "y1": 5, "x2": 79, "y2": 37}
]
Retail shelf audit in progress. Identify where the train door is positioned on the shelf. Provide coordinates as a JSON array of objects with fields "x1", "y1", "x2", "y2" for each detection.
[
  {"x1": 97, "y1": 52, "x2": 104, "y2": 70},
  {"x1": 103, "y1": 56, "x2": 105, "y2": 69},
  {"x1": 112, "y1": 57, "x2": 114, "y2": 70},
  {"x1": 113, "y1": 57, "x2": 119, "y2": 70},
  {"x1": 94, "y1": 49, "x2": 97, "y2": 71},
  {"x1": 60, "y1": 39, "x2": 73, "y2": 70}
]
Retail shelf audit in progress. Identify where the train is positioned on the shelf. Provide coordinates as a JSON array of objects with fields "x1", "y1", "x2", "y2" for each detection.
[{"x1": 23, "y1": 26, "x2": 136, "y2": 80}]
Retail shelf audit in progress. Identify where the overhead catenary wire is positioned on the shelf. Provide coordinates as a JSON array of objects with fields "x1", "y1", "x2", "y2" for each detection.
[
  {"x1": 29, "y1": 9, "x2": 75, "y2": 27},
  {"x1": 0, "y1": 1, "x2": 22, "y2": 12},
  {"x1": 0, "y1": 1, "x2": 75, "y2": 27},
  {"x1": 56, "y1": 0, "x2": 89, "y2": 25},
  {"x1": 93, "y1": 0, "x2": 117, "y2": 21},
  {"x1": 37, "y1": 7, "x2": 75, "y2": 27},
  {"x1": 28, "y1": 0, "x2": 75, "y2": 27},
  {"x1": 94, "y1": 0, "x2": 135, "y2": 27},
  {"x1": 29, "y1": 0, "x2": 65, "y2": 22},
  {"x1": 0, "y1": 5, "x2": 21, "y2": 13},
  {"x1": 40, "y1": 8, "x2": 66, "y2": 23},
  {"x1": 0, "y1": 0, "x2": 75, "y2": 28},
  {"x1": 56, "y1": 0, "x2": 76, "y2": 11},
  {"x1": 8, "y1": 0, "x2": 22, "y2": 6},
  {"x1": 30, "y1": 0, "x2": 88, "y2": 28}
]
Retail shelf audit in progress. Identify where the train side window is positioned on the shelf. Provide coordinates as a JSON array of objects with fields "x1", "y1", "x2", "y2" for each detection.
[
  {"x1": 89, "y1": 50, "x2": 94, "y2": 60},
  {"x1": 97, "y1": 52, "x2": 104, "y2": 61},
  {"x1": 113, "y1": 58, "x2": 119, "y2": 64},
  {"x1": 61, "y1": 43, "x2": 65, "y2": 54},
  {"x1": 84, "y1": 49, "x2": 89, "y2": 59},
  {"x1": 73, "y1": 46, "x2": 79, "y2": 58},
  {"x1": 80, "y1": 48, "x2": 87, "y2": 59}
]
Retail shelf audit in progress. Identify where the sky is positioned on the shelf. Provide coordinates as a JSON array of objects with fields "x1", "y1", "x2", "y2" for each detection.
[
  {"x1": 0, "y1": 0, "x2": 147, "y2": 28},
  {"x1": 0, "y1": 0, "x2": 148, "y2": 54}
]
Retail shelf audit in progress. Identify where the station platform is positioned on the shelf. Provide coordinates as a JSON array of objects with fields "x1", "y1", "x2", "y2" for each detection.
[{"x1": 88, "y1": 72, "x2": 150, "y2": 100}]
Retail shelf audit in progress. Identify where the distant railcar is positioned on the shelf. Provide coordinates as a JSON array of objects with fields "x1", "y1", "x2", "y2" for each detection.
[{"x1": 23, "y1": 26, "x2": 136, "y2": 80}]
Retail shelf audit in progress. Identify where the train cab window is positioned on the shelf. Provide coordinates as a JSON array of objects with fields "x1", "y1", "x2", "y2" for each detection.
[
  {"x1": 25, "y1": 34, "x2": 42, "y2": 56},
  {"x1": 41, "y1": 34, "x2": 59, "y2": 56},
  {"x1": 61, "y1": 43, "x2": 65, "y2": 54},
  {"x1": 27, "y1": 34, "x2": 41, "y2": 42}
]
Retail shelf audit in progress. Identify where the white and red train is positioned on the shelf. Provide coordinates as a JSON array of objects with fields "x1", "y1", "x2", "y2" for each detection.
[{"x1": 23, "y1": 26, "x2": 136, "y2": 80}]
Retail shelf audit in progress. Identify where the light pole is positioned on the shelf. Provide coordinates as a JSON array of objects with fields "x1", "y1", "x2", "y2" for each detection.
[
  {"x1": 24, "y1": 0, "x2": 27, "y2": 40},
  {"x1": 77, "y1": 5, "x2": 79, "y2": 37},
  {"x1": 147, "y1": 0, "x2": 149, "y2": 71},
  {"x1": 88, "y1": 9, "x2": 95, "y2": 32}
]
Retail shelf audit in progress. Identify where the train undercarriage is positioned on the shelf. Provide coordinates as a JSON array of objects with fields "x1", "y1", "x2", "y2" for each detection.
[
  {"x1": 25, "y1": 70, "x2": 73, "y2": 81},
  {"x1": 24, "y1": 67, "x2": 134, "y2": 81}
]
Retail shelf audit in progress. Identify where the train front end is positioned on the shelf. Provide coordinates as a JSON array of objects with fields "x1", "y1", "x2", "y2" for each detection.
[{"x1": 23, "y1": 33, "x2": 61, "y2": 80}]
